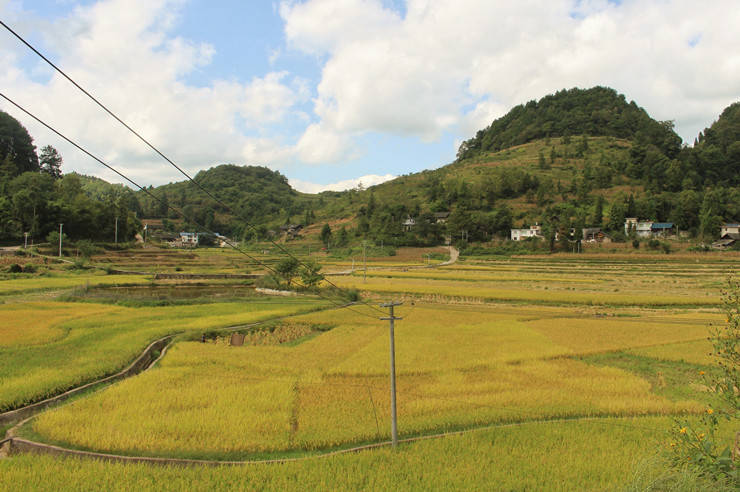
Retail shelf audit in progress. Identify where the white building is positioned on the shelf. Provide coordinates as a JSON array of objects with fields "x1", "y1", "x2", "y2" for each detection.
[
  {"x1": 721, "y1": 223, "x2": 740, "y2": 236},
  {"x1": 511, "y1": 224, "x2": 543, "y2": 241}
]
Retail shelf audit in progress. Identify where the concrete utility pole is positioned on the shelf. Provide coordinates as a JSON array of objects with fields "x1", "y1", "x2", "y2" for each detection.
[
  {"x1": 380, "y1": 301, "x2": 402, "y2": 447},
  {"x1": 58, "y1": 223, "x2": 63, "y2": 257},
  {"x1": 23, "y1": 232, "x2": 28, "y2": 249},
  {"x1": 114, "y1": 216, "x2": 118, "y2": 244},
  {"x1": 363, "y1": 240, "x2": 367, "y2": 283}
]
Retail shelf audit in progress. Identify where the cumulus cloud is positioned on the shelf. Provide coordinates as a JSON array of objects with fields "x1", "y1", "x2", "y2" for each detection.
[
  {"x1": 0, "y1": 0, "x2": 307, "y2": 184},
  {"x1": 282, "y1": 0, "x2": 740, "y2": 144},
  {"x1": 290, "y1": 173, "x2": 396, "y2": 193}
]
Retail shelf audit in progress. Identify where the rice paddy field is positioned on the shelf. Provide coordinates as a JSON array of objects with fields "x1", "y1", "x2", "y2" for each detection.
[{"x1": 1, "y1": 248, "x2": 738, "y2": 490}]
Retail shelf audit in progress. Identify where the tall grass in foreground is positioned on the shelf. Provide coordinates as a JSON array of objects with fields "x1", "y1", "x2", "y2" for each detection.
[{"x1": 3, "y1": 418, "x2": 736, "y2": 491}]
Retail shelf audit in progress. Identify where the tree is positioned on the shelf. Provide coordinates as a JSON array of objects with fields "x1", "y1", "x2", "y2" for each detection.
[
  {"x1": 538, "y1": 150, "x2": 548, "y2": 169},
  {"x1": 337, "y1": 226, "x2": 349, "y2": 247},
  {"x1": 320, "y1": 223, "x2": 332, "y2": 248},
  {"x1": 592, "y1": 195, "x2": 604, "y2": 227},
  {"x1": 0, "y1": 110, "x2": 39, "y2": 178},
  {"x1": 299, "y1": 260, "x2": 324, "y2": 289},
  {"x1": 39, "y1": 145, "x2": 62, "y2": 179},
  {"x1": 275, "y1": 257, "x2": 300, "y2": 288}
]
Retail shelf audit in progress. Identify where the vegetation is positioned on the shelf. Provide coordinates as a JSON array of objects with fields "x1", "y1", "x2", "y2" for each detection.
[
  {"x1": 8, "y1": 418, "x2": 734, "y2": 492},
  {"x1": 0, "y1": 297, "x2": 327, "y2": 412}
]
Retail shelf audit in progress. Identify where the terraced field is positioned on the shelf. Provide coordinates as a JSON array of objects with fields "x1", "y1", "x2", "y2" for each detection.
[{"x1": 1, "y1": 251, "x2": 738, "y2": 490}]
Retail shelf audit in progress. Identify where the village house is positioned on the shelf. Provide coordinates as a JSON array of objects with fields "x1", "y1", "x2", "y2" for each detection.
[
  {"x1": 511, "y1": 224, "x2": 543, "y2": 241},
  {"x1": 721, "y1": 223, "x2": 740, "y2": 236},
  {"x1": 582, "y1": 228, "x2": 612, "y2": 243},
  {"x1": 179, "y1": 232, "x2": 198, "y2": 247},
  {"x1": 279, "y1": 224, "x2": 303, "y2": 238},
  {"x1": 624, "y1": 219, "x2": 675, "y2": 238},
  {"x1": 433, "y1": 212, "x2": 450, "y2": 224},
  {"x1": 403, "y1": 216, "x2": 416, "y2": 232},
  {"x1": 712, "y1": 234, "x2": 739, "y2": 249}
]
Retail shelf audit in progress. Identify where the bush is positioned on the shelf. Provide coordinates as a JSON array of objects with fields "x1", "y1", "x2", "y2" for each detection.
[
  {"x1": 23, "y1": 263, "x2": 37, "y2": 273},
  {"x1": 7, "y1": 263, "x2": 22, "y2": 273},
  {"x1": 75, "y1": 240, "x2": 99, "y2": 258},
  {"x1": 661, "y1": 242, "x2": 672, "y2": 254},
  {"x1": 632, "y1": 239, "x2": 640, "y2": 249},
  {"x1": 669, "y1": 277, "x2": 739, "y2": 484}
]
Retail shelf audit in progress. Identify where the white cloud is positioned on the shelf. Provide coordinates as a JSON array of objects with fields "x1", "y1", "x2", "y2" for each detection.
[
  {"x1": 290, "y1": 173, "x2": 396, "y2": 193},
  {"x1": 282, "y1": 0, "x2": 740, "y2": 145},
  {"x1": 0, "y1": 0, "x2": 308, "y2": 185}
]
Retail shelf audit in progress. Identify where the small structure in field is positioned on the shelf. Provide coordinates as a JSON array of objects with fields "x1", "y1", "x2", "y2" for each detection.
[
  {"x1": 721, "y1": 223, "x2": 740, "y2": 236},
  {"x1": 713, "y1": 233, "x2": 740, "y2": 249}
]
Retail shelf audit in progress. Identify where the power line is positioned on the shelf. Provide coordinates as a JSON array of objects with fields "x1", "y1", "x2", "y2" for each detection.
[
  {"x1": 0, "y1": 92, "x2": 379, "y2": 320},
  {"x1": 0, "y1": 19, "x2": 388, "y2": 317}
]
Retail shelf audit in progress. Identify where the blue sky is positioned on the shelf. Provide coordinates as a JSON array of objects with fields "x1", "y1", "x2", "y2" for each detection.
[{"x1": 0, "y1": 0, "x2": 738, "y2": 192}]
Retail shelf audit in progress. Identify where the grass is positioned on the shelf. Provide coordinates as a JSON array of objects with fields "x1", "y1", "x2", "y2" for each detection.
[
  {"x1": 0, "y1": 273, "x2": 152, "y2": 296},
  {"x1": 3, "y1": 253, "x2": 738, "y2": 489},
  {"x1": 0, "y1": 298, "x2": 329, "y2": 412},
  {"x1": 330, "y1": 275, "x2": 721, "y2": 306},
  {"x1": 30, "y1": 303, "x2": 705, "y2": 458},
  {"x1": 4, "y1": 417, "x2": 736, "y2": 491}
]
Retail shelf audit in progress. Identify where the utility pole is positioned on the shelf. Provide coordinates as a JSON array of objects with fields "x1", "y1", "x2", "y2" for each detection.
[
  {"x1": 114, "y1": 216, "x2": 118, "y2": 244},
  {"x1": 23, "y1": 232, "x2": 28, "y2": 249},
  {"x1": 363, "y1": 240, "x2": 367, "y2": 283},
  {"x1": 58, "y1": 223, "x2": 63, "y2": 257},
  {"x1": 380, "y1": 301, "x2": 402, "y2": 447}
]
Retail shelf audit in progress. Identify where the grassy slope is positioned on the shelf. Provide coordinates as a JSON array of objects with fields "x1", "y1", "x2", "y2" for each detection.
[{"x1": 310, "y1": 136, "x2": 640, "y2": 233}]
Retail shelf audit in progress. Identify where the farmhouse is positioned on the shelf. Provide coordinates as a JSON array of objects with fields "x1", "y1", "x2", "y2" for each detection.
[
  {"x1": 433, "y1": 211, "x2": 450, "y2": 224},
  {"x1": 280, "y1": 224, "x2": 304, "y2": 238},
  {"x1": 582, "y1": 228, "x2": 612, "y2": 243},
  {"x1": 713, "y1": 231, "x2": 740, "y2": 249},
  {"x1": 511, "y1": 224, "x2": 543, "y2": 241},
  {"x1": 721, "y1": 223, "x2": 740, "y2": 236},
  {"x1": 403, "y1": 216, "x2": 416, "y2": 232},
  {"x1": 179, "y1": 232, "x2": 198, "y2": 247},
  {"x1": 624, "y1": 219, "x2": 675, "y2": 238},
  {"x1": 650, "y1": 223, "x2": 675, "y2": 237}
]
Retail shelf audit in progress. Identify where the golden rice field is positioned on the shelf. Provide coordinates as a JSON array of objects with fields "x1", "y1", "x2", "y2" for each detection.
[
  {"x1": 31, "y1": 302, "x2": 715, "y2": 457},
  {"x1": 0, "y1": 298, "x2": 328, "y2": 412},
  {"x1": 0, "y1": 273, "x2": 152, "y2": 295},
  {"x1": 2, "y1": 252, "x2": 738, "y2": 490},
  {"x1": 9, "y1": 417, "x2": 731, "y2": 492}
]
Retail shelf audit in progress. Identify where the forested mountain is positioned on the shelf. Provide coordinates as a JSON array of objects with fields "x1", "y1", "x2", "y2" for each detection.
[
  {"x1": 456, "y1": 87, "x2": 681, "y2": 160},
  {"x1": 135, "y1": 165, "x2": 317, "y2": 238}
]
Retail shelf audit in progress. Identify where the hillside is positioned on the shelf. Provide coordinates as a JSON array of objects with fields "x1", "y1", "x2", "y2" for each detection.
[
  {"x1": 135, "y1": 165, "x2": 320, "y2": 237},
  {"x1": 307, "y1": 87, "x2": 739, "y2": 248},
  {"x1": 455, "y1": 86, "x2": 682, "y2": 160}
]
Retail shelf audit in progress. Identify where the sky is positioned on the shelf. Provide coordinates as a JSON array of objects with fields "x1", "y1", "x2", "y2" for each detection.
[{"x1": 0, "y1": 0, "x2": 738, "y2": 193}]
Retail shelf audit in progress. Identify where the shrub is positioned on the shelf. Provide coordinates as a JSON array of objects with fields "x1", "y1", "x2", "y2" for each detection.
[
  {"x1": 23, "y1": 263, "x2": 37, "y2": 273},
  {"x1": 7, "y1": 263, "x2": 22, "y2": 273}
]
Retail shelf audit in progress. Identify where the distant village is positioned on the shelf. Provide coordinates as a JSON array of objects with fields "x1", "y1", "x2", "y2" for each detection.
[
  {"x1": 511, "y1": 220, "x2": 740, "y2": 249},
  {"x1": 141, "y1": 215, "x2": 740, "y2": 250}
]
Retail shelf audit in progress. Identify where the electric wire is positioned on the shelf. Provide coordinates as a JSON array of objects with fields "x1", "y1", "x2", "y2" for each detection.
[
  {"x1": 0, "y1": 92, "x2": 381, "y2": 320},
  {"x1": 0, "y1": 19, "x2": 389, "y2": 317}
]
